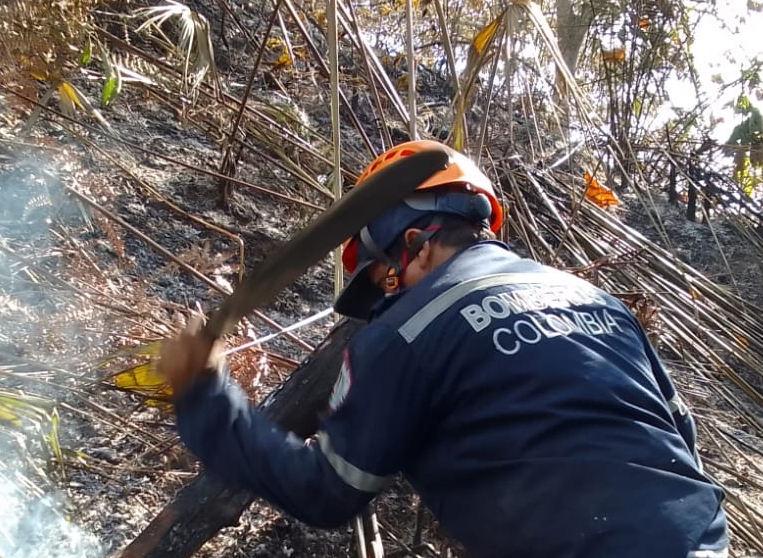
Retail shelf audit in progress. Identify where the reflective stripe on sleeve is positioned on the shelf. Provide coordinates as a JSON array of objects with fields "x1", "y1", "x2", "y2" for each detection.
[
  {"x1": 668, "y1": 394, "x2": 688, "y2": 416},
  {"x1": 318, "y1": 431, "x2": 392, "y2": 493},
  {"x1": 687, "y1": 547, "x2": 728, "y2": 558},
  {"x1": 397, "y1": 273, "x2": 577, "y2": 343}
]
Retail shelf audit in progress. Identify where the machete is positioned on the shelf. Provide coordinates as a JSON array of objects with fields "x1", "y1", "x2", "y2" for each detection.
[{"x1": 202, "y1": 148, "x2": 450, "y2": 340}]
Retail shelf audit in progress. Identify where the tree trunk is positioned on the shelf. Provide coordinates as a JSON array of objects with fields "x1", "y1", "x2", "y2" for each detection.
[
  {"x1": 116, "y1": 317, "x2": 365, "y2": 558},
  {"x1": 554, "y1": 0, "x2": 594, "y2": 99}
]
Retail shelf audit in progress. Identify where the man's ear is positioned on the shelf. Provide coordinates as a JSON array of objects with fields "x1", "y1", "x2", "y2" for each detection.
[
  {"x1": 403, "y1": 228, "x2": 421, "y2": 249},
  {"x1": 403, "y1": 228, "x2": 432, "y2": 263}
]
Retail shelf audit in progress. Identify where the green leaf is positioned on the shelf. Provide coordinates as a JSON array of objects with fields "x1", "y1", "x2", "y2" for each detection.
[
  {"x1": 80, "y1": 38, "x2": 92, "y2": 66},
  {"x1": 101, "y1": 75, "x2": 119, "y2": 107},
  {"x1": 736, "y1": 94, "x2": 752, "y2": 114},
  {"x1": 47, "y1": 408, "x2": 64, "y2": 473},
  {"x1": 100, "y1": 48, "x2": 122, "y2": 108}
]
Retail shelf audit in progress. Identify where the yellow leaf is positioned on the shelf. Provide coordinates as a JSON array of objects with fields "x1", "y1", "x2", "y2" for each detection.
[
  {"x1": 584, "y1": 172, "x2": 619, "y2": 208},
  {"x1": 274, "y1": 51, "x2": 292, "y2": 68},
  {"x1": 58, "y1": 81, "x2": 84, "y2": 116},
  {"x1": 113, "y1": 361, "x2": 165, "y2": 389},
  {"x1": 0, "y1": 406, "x2": 22, "y2": 427},
  {"x1": 112, "y1": 361, "x2": 174, "y2": 405},
  {"x1": 59, "y1": 82, "x2": 84, "y2": 109},
  {"x1": 267, "y1": 37, "x2": 285, "y2": 50},
  {"x1": 472, "y1": 16, "x2": 501, "y2": 55}
]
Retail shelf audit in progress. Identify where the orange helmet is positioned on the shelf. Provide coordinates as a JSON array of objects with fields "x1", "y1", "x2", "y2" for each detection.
[
  {"x1": 342, "y1": 140, "x2": 503, "y2": 274},
  {"x1": 334, "y1": 141, "x2": 504, "y2": 320}
]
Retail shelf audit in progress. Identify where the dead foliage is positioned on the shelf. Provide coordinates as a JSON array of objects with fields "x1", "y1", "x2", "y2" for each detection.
[{"x1": 0, "y1": 0, "x2": 762, "y2": 556}]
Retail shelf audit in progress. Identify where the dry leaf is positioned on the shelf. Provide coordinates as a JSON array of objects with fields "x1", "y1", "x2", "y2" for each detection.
[
  {"x1": 58, "y1": 81, "x2": 84, "y2": 116},
  {"x1": 584, "y1": 172, "x2": 619, "y2": 207},
  {"x1": 688, "y1": 284, "x2": 703, "y2": 301},
  {"x1": 472, "y1": 16, "x2": 502, "y2": 55},
  {"x1": 601, "y1": 47, "x2": 626, "y2": 64},
  {"x1": 735, "y1": 334, "x2": 750, "y2": 350}
]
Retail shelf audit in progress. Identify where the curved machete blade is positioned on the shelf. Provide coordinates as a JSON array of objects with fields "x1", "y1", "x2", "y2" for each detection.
[{"x1": 203, "y1": 148, "x2": 450, "y2": 340}]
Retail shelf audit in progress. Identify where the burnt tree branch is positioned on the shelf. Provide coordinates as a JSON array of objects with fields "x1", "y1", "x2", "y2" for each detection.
[{"x1": 117, "y1": 317, "x2": 364, "y2": 558}]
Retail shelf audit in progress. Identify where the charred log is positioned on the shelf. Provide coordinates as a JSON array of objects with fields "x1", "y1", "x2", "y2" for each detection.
[{"x1": 117, "y1": 317, "x2": 365, "y2": 558}]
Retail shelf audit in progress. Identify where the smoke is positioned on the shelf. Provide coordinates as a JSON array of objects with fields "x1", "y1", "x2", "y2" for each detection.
[
  {"x1": 0, "y1": 155, "x2": 105, "y2": 558},
  {"x1": 0, "y1": 465, "x2": 103, "y2": 558}
]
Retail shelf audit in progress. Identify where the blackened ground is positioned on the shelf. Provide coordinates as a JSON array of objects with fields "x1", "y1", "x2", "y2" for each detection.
[{"x1": 0, "y1": 89, "x2": 465, "y2": 557}]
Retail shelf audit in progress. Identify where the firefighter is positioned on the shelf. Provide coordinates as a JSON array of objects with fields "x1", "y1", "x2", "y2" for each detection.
[{"x1": 159, "y1": 140, "x2": 728, "y2": 558}]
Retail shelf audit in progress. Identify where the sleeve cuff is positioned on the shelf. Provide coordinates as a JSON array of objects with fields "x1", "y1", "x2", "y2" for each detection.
[{"x1": 173, "y1": 366, "x2": 230, "y2": 412}]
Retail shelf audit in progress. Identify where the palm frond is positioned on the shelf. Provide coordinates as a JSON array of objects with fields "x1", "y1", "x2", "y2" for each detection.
[
  {"x1": 135, "y1": 0, "x2": 219, "y2": 101},
  {"x1": 0, "y1": 388, "x2": 62, "y2": 474}
]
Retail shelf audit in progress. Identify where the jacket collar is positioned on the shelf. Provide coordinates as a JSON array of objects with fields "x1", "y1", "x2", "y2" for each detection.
[{"x1": 368, "y1": 240, "x2": 515, "y2": 320}]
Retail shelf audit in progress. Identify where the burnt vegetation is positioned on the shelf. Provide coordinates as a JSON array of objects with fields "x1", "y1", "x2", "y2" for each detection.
[{"x1": 1, "y1": 0, "x2": 763, "y2": 557}]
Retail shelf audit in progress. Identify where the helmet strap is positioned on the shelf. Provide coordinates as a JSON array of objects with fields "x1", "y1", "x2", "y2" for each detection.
[
  {"x1": 360, "y1": 226, "x2": 401, "y2": 294},
  {"x1": 359, "y1": 216, "x2": 444, "y2": 296},
  {"x1": 359, "y1": 226, "x2": 388, "y2": 263},
  {"x1": 387, "y1": 216, "x2": 444, "y2": 294}
]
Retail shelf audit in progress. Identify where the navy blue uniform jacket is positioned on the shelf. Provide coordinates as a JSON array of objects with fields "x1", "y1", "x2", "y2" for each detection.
[{"x1": 176, "y1": 241, "x2": 728, "y2": 558}]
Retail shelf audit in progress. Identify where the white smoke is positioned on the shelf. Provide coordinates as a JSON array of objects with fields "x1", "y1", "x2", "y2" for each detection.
[
  {"x1": 0, "y1": 157, "x2": 107, "y2": 558},
  {"x1": 0, "y1": 462, "x2": 103, "y2": 558}
]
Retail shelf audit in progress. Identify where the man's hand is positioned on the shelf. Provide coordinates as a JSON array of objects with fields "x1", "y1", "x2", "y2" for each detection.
[{"x1": 157, "y1": 316, "x2": 226, "y2": 397}]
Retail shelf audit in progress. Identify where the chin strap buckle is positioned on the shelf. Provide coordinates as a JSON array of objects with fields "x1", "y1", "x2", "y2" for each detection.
[{"x1": 383, "y1": 266, "x2": 400, "y2": 294}]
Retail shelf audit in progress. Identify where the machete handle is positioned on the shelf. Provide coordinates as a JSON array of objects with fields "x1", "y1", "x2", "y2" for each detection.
[{"x1": 201, "y1": 148, "x2": 451, "y2": 341}]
